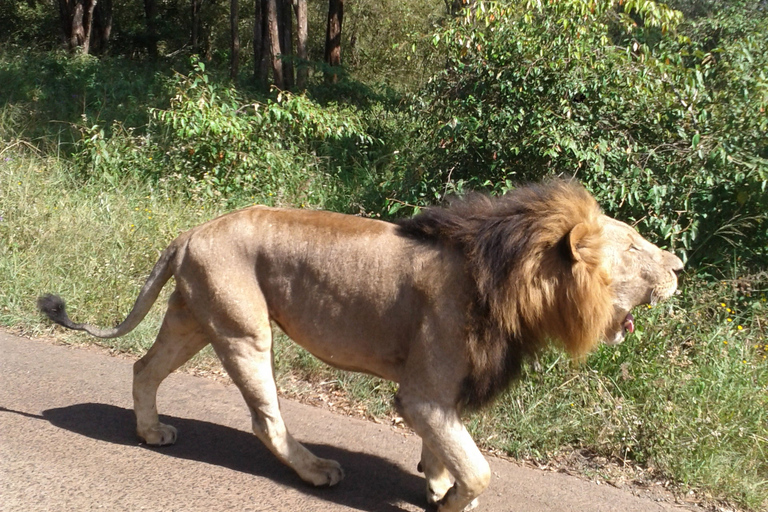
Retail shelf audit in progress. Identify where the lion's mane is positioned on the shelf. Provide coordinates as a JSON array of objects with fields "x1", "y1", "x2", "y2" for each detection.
[{"x1": 398, "y1": 180, "x2": 613, "y2": 409}]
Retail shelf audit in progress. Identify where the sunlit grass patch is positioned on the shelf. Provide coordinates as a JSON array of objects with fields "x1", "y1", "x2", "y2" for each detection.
[{"x1": 0, "y1": 148, "x2": 228, "y2": 352}]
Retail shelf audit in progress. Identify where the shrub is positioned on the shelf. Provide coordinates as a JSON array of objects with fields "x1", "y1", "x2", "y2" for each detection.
[
  {"x1": 75, "y1": 59, "x2": 386, "y2": 210},
  {"x1": 394, "y1": 0, "x2": 767, "y2": 271}
]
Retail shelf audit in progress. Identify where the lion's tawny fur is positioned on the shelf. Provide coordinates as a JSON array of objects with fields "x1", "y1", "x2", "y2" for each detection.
[{"x1": 398, "y1": 181, "x2": 613, "y2": 408}]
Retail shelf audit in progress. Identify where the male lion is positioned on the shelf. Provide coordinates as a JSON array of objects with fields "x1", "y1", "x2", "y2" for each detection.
[{"x1": 39, "y1": 180, "x2": 682, "y2": 512}]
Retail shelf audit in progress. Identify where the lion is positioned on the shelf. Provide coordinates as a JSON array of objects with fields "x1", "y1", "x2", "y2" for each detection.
[{"x1": 38, "y1": 180, "x2": 683, "y2": 512}]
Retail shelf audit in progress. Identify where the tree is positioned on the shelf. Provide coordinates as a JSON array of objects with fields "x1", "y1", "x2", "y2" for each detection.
[
  {"x1": 253, "y1": 0, "x2": 296, "y2": 90},
  {"x1": 294, "y1": 0, "x2": 308, "y2": 88},
  {"x1": 253, "y1": 0, "x2": 270, "y2": 88},
  {"x1": 191, "y1": 0, "x2": 201, "y2": 50},
  {"x1": 57, "y1": 0, "x2": 111, "y2": 54},
  {"x1": 90, "y1": 0, "x2": 111, "y2": 54},
  {"x1": 324, "y1": 0, "x2": 343, "y2": 82},
  {"x1": 265, "y1": 0, "x2": 284, "y2": 88},
  {"x1": 144, "y1": 0, "x2": 158, "y2": 58},
  {"x1": 277, "y1": 0, "x2": 294, "y2": 88},
  {"x1": 230, "y1": 0, "x2": 240, "y2": 79}
]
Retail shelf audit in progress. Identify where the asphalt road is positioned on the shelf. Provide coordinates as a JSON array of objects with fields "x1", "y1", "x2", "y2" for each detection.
[{"x1": 1, "y1": 331, "x2": 685, "y2": 512}]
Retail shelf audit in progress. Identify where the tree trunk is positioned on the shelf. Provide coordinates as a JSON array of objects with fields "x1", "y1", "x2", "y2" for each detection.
[
  {"x1": 230, "y1": 0, "x2": 240, "y2": 79},
  {"x1": 80, "y1": 0, "x2": 96, "y2": 54},
  {"x1": 277, "y1": 0, "x2": 294, "y2": 89},
  {"x1": 69, "y1": 0, "x2": 86, "y2": 50},
  {"x1": 324, "y1": 0, "x2": 343, "y2": 82},
  {"x1": 58, "y1": 0, "x2": 84, "y2": 51},
  {"x1": 144, "y1": 0, "x2": 158, "y2": 57},
  {"x1": 265, "y1": 0, "x2": 284, "y2": 88},
  {"x1": 91, "y1": 0, "x2": 112, "y2": 55},
  {"x1": 58, "y1": 0, "x2": 102, "y2": 54},
  {"x1": 294, "y1": 0, "x2": 308, "y2": 89},
  {"x1": 191, "y1": 0, "x2": 201, "y2": 51},
  {"x1": 253, "y1": 0, "x2": 269, "y2": 89}
]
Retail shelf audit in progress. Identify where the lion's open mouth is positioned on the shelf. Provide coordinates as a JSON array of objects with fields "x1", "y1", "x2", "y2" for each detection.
[{"x1": 622, "y1": 312, "x2": 635, "y2": 334}]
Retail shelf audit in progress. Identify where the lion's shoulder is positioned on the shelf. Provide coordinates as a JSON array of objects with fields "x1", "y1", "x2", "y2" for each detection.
[{"x1": 399, "y1": 180, "x2": 611, "y2": 410}]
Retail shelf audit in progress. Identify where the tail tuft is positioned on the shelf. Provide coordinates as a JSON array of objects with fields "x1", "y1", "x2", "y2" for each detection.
[{"x1": 37, "y1": 294, "x2": 81, "y2": 331}]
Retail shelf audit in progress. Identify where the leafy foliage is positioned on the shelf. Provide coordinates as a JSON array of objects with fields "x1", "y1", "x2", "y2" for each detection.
[
  {"x1": 397, "y1": 0, "x2": 767, "y2": 270},
  {"x1": 74, "y1": 59, "x2": 396, "y2": 211}
]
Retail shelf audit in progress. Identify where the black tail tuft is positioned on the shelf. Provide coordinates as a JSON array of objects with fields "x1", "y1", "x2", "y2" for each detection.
[{"x1": 37, "y1": 294, "x2": 81, "y2": 331}]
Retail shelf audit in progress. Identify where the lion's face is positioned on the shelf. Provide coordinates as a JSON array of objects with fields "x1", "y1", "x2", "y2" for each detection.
[{"x1": 600, "y1": 216, "x2": 684, "y2": 345}]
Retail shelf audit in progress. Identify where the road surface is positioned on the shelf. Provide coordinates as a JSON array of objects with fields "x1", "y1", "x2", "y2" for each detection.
[{"x1": 1, "y1": 331, "x2": 685, "y2": 511}]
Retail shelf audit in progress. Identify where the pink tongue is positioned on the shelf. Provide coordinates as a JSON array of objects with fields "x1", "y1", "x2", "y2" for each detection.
[{"x1": 623, "y1": 313, "x2": 635, "y2": 333}]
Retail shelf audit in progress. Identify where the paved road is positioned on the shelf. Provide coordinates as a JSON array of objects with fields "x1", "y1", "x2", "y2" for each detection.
[{"x1": 1, "y1": 331, "x2": 684, "y2": 512}]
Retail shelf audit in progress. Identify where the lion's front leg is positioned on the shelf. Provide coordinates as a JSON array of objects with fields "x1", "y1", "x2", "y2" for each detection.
[
  {"x1": 418, "y1": 440, "x2": 453, "y2": 505},
  {"x1": 397, "y1": 393, "x2": 490, "y2": 512},
  {"x1": 247, "y1": 403, "x2": 344, "y2": 486}
]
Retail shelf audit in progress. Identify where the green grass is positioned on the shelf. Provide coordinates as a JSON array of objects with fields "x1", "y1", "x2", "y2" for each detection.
[
  {"x1": 2, "y1": 147, "x2": 766, "y2": 510},
  {"x1": 0, "y1": 148, "x2": 230, "y2": 350}
]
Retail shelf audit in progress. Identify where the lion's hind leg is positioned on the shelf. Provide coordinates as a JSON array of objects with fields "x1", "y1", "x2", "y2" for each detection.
[
  {"x1": 196, "y1": 288, "x2": 344, "y2": 487},
  {"x1": 212, "y1": 331, "x2": 344, "y2": 486},
  {"x1": 133, "y1": 290, "x2": 209, "y2": 445}
]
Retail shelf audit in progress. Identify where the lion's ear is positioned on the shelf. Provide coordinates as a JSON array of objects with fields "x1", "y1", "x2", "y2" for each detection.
[{"x1": 566, "y1": 222, "x2": 599, "y2": 264}]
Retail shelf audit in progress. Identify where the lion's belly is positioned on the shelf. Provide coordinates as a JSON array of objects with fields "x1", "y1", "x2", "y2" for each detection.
[
  {"x1": 280, "y1": 321, "x2": 409, "y2": 381},
  {"x1": 252, "y1": 219, "x2": 437, "y2": 383},
  {"x1": 263, "y1": 260, "x2": 422, "y2": 383}
]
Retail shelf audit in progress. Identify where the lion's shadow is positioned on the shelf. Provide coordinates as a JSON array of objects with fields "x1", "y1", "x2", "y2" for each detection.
[{"x1": 42, "y1": 403, "x2": 424, "y2": 512}]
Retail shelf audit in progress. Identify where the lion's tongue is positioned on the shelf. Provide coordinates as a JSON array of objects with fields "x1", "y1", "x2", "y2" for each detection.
[{"x1": 623, "y1": 313, "x2": 635, "y2": 334}]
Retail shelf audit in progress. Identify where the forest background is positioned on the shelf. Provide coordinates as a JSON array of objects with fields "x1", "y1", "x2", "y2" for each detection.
[{"x1": 0, "y1": 0, "x2": 766, "y2": 510}]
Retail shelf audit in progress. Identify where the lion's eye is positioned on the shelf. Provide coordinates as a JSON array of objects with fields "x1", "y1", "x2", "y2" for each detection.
[{"x1": 629, "y1": 244, "x2": 640, "y2": 252}]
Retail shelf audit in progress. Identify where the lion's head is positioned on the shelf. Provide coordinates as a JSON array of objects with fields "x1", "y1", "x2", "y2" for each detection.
[
  {"x1": 398, "y1": 180, "x2": 683, "y2": 408},
  {"x1": 599, "y1": 216, "x2": 683, "y2": 345}
]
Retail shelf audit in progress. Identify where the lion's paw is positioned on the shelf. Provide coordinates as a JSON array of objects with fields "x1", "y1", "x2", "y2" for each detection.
[
  {"x1": 138, "y1": 423, "x2": 178, "y2": 446},
  {"x1": 435, "y1": 493, "x2": 479, "y2": 512},
  {"x1": 463, "y1": 498, "x2": 479, "y2": 511},
  {"x1": 299, "y1": 457, "x2": 344, "y2": 487},
  {"x1": 426, "y1": 478, "x2": 454, "y2": 504}
]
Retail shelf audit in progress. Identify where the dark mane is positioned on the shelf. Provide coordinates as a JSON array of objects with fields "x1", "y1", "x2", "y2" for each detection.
[{"x1": 397, "y1": 180, "x2": 609, "y2": 409}]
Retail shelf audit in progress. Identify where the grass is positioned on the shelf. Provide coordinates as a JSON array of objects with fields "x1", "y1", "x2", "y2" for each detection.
[{"x1": 0, "y1": 148, "x2": 228, "y2": 349}]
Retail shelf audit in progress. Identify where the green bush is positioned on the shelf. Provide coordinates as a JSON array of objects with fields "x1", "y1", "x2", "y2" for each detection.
[
  {"x1": 394, "y1": 0, "x2": 767, "y2": 271},
  {"x1": 74, "y1": 59, "x2": 393, "y2": 210}
]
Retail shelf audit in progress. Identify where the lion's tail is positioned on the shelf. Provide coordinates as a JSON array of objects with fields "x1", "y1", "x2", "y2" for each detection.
[{"x1": 37, "y1": 244, "x2": 177, "y2": 339}]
